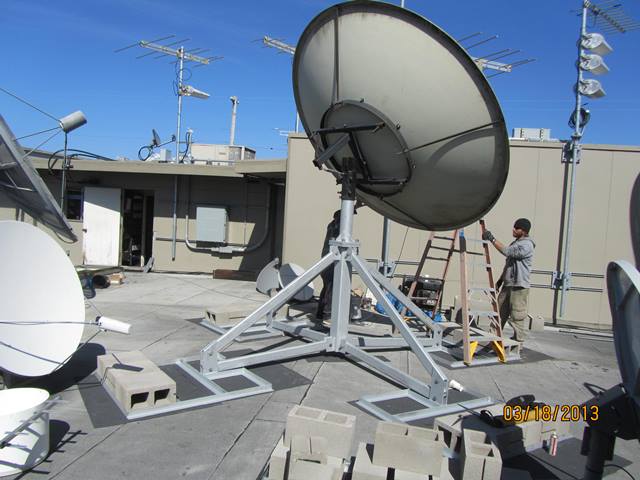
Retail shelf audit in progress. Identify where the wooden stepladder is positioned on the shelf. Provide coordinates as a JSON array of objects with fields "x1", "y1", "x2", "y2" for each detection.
[
  {"x1": 458, "y1": 220, "x2": 506, "y2": 365},
  {"x1": 404, "y1": 220, "x2": 509, "y2": 366}
]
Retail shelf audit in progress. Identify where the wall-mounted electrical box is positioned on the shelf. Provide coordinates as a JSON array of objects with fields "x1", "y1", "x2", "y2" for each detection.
[{"x1": 196, "y1": 206, "x2": 228, "y2": 243}]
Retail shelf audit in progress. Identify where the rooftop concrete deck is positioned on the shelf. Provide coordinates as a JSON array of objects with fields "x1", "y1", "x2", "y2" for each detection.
[{"x1": 5, "y1": 272, "x2": 639, "y2": 480}]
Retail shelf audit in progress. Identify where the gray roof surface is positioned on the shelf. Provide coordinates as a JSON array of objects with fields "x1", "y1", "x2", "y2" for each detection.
[{"x1": 4, "y1": 272, "x2": 638, "y2": 480}]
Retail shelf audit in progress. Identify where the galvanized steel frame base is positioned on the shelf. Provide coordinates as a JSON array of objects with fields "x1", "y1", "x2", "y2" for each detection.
[
  {"x1": 183, "y1": 199, "x2": 489, "y2": 421},
  {"x1": 356, "y1": 389, "x2": 494, "y2": 424},
  {"x1": 199, "y1": 319, "x2": 281, "y2": 342},
  {"x1": 109, "y1": 357, "x2": 273, "y2": 421}
]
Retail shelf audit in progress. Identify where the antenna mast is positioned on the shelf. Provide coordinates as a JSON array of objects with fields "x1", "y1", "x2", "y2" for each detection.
[{"x1": 115, "y1": 36, "x2": 222, "y2": 162}]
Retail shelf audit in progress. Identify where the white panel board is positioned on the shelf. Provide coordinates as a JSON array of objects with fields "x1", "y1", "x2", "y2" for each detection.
[{"x1": 83, "y1": 187, "x2": 121, "y2": 265}]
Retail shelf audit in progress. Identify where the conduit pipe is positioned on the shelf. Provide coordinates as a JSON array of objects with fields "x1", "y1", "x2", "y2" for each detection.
[{"x1": 183, "y1": 177, "x2": 272, "y2": 255}]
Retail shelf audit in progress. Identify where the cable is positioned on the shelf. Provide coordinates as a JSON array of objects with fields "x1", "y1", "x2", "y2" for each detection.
[
  {"x1": 396, "y1": 227, "x2": 410, "y2": 264},
  {"x1": 0, "y1": 86, "x2": 59, "y2": 122},
  {"x1": 604, "y1": 464, "x2": 636, "y2": 480}
]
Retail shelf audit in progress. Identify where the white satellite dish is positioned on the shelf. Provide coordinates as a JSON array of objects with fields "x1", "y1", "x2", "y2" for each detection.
[
  {"x1": 0, "y1": 221, "x2": 85, "y2": 377},
  {"x1": 279, "y1": 263, "x2": 315, "y2": 301},
  {"x1": 293, "y1": 1, "x2": 509, "y2": 230}
]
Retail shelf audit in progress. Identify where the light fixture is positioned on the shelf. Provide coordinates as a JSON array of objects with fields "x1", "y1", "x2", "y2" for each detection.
[
  {"x1": 580, "y1": 53, "x2": 609, "y2": 75},
  {"x1": 180, "y1": 84, "x2": 210, "y2": 99},
  {"x1": 581, "y1": 32, "x2": 613, "y2": 56},
  {"x1": 577, "y1": 78, "x2": 606, "y2": 98}
]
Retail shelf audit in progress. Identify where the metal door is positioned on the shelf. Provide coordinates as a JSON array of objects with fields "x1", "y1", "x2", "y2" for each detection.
[{"x1": 82, "y1": 187, "x2": 121, "y2": 265}]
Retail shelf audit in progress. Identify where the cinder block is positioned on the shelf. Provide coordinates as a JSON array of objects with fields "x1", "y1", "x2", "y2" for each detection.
[
  {"x1": 288, "y1": 456, "x2": 344, "y2": 480},
  {"x1": 290, "y1": 434, "x2": 328, "y2": 464},
  {"x1": 285, "y1": 405, "x2": 356, "y2": 459},
  {"x1": 204, "y1": 306, "x2": 255, "y2": 327},
  {"x1": 372, "y1": 422, "x2": 444, "y2": 475},
  {"x1": 394, "y1": 468, "x2": 428, "y2": 479},
  {"x1": 352, "y1": 443, "x2": 388, "y2": 480},
  {"x1": 434, "y1": 404, "x2": 548, "y2": 459},
  {"x1": 268, "y1": 436, "x2": 289, "y2": 480},
  {"x1": 527, "y1": 315, "x2": 545, "y2": 331},
  {"x1": 97, "y1": 351, "x2": 176, "y2": 413},
  {"x1": 461, "y1": 430, "x2": 502, "y2": 480}
]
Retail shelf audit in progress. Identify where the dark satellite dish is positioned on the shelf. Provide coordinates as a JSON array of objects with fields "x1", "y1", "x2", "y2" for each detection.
[
  {"x1": 293, "y1": 0, "x2": 509, "y2": 230},
  {"x1": 0, "y1": 115, "x2": 76, "y2": 241},
  {"x1": 630, "y1": 173, "x2": 640, "y2": 268},
  {"x1": 152, "y1": 129, "x2": 162, "y2": 148},
  {"x1": 607, "y1": 260, "x2": 640, "y2": 409}
]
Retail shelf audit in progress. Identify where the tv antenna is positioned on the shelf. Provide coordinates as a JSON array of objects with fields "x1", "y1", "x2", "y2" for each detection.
[
  {"x1": 261, "y1": 36, "x2": 300, "y2": 133},
  {"x1": 115, "y1": 35, "x2": 222, "y2": 163},
  {"x1": 456, "y1": 32, "x2": 536, "y2": 78}
]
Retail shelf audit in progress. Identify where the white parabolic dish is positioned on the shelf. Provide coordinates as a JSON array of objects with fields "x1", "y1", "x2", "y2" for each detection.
[
  {"x1": 0, "y1": 221, "x2": 85, "y2": 377},
  {"x1": 293, "y1": 1, "x2": 509, "y2": 230}
]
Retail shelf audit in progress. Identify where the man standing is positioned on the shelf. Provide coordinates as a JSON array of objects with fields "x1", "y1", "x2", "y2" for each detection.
[
  {"x1": 482, "y1": 218, "x2": 536, "y2": 344},
  {"x1": 316, "y1": 210, "x2": 341, "y2": 320}
]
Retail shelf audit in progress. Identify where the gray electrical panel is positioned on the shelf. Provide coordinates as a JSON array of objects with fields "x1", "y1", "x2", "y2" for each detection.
[{"x1": 196, "y1": 206, "x2": 228, "y2": 243}]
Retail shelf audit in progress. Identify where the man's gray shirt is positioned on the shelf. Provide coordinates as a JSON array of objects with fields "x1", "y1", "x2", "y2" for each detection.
[{"x1": 498, "y1": 237, "x2": 536, "y2": 288}]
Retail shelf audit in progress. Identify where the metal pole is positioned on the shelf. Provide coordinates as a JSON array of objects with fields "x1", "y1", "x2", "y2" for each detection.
[
  {"x1": 559, "y1": 0, "x2": 587, "y2": 318},
  {"x1": 229, "y1": 96, "x2": 238, "y2": 146},
  {"x1": 171, "y1": 47, "x2": 184, "y2": 261},
  {"x1": 59, "y1": 133, "x2": 69, "y2": 212},
  {"x1": 175, "y1": 47, "x2": 184, "y2": 163},
  {"x1": 381, "y1": 217, "x2": 391, "y2": 277}
]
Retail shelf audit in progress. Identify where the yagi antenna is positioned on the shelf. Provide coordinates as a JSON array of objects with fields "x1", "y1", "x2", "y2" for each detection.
[
  {"x1": 115, "y1": 35, "x2": 222, "y2": 163},
  {"x1": 584, "y1": 0, "x2": 640, "y2": 33},
  {"x1": 456, "y1": 32, "x2": 536, "y2": 77},
  {"x1": 261, "y1": 36, "x2": 300, "y2": 132}
]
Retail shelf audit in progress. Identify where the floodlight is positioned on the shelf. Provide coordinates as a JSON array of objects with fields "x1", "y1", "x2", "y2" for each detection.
[
  {"x1": 577, "y1": 79, "x2": 606, "y2": 98},
  {"x1": 181, "y1": 84, "x2": 210, "y2": 99},
  {"x1": 580, "y1": 53, "x2": 609, "y2": 75},
  {"x1": 581, "y1": 33, "x2": 613, "y2": 56},
  {"x1": 58, "y1": 110, "x2": 87, "y2": 133}
]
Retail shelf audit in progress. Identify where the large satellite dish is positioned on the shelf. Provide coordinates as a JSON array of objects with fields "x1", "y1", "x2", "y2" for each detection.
[
  {"x1": 0, "y1": 115, "x2": 76, "y2": 241},
  {"x1": 0, "y1": 221, "x2": 85, "y2": 377},
  {"x1": 293, "y1": 0, "x2": 509, "y2": 230},
  {"x1": 630, "y1": 173, "x2": 640, "y2": 268},
  {"x1": 607, "y1": 260, "x2": 640, "y2": 409}
]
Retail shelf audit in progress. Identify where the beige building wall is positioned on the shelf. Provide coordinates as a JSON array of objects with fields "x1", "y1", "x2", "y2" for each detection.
[
  {"x1": 0, "y1": 167, "x2": 285, "y2": 275},
  {"x1": 282, "y1": 133, "x2": 640, "y2": 329}
]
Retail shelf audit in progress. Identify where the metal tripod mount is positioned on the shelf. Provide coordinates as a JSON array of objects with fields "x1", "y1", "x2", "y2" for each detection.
[{"x1": 198, "y1": 149, "x2": 454, "y2": 407}]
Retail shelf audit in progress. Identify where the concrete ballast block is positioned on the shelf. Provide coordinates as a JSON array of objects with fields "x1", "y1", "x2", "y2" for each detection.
[
  {"x1": 268, "y1": 436, "x2": 289, "y2": 480},
  {"x1": 290, "y1": 434, "x2": 328, "y2": 464},
  {"x1": 288, "y1": 456, "x2": 344, "y2": 480},
  {"x1": 96, "y1": 350, "x2": 176, "y2": 413},
  {"x1": 285, "y1": 405, "x2": 356, "y2": 459},
  {"x1": 372, "y1": 422, "x2": 444, "y2": 475},
  {"x1": 461, "y1": 429, "x2": 502, "y2": 480},
  {"x1": 351, "y1": 443, "x2": 388, "y2": 480}
]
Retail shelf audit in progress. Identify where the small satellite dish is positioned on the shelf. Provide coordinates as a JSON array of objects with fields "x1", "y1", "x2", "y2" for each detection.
[
  {"x1": 152, "y1": 129, "x2": 162, "y2": 148},
  {"x1": 0, "y1": 116, "x2": 76, "y2": 241},
  {"x1": 278, "y1": 263, "x2": 315, "y2": 301},
  {"x1": 293, "y1": 1, "x2": 509, "y2": 230},
  {"x1": 607, "y1": 260, "x2": 640, "y2": 409},
  {"x1": 0, "y1": 221, "x2": 85, "y2": 377}
]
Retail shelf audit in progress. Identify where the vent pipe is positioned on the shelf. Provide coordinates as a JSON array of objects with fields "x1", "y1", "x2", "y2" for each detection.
[{"x1": 229, "y1": 96, "x2": 239, "y2": 146}]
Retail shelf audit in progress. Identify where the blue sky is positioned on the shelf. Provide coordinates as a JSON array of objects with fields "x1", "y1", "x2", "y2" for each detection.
[{"x1": 1, "y1": 0, "x2": 639, "y2": 160}]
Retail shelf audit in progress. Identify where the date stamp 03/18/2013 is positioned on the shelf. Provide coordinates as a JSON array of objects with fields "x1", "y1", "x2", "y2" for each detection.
[{"x1": 503, "y1": 404, "x2": 599, "y2": 423}]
